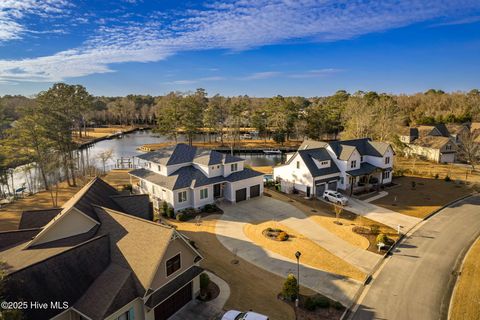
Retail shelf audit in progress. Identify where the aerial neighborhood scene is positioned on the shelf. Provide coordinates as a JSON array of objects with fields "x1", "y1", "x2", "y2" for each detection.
[{"x1": 1, "y1": 1, "x2": 480, "y2": 320}]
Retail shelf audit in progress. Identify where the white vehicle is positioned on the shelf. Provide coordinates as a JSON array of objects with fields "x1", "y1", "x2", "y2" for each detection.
[
  {"x1": 323, "y1": 190, "x2": 348, "y2": 205},
  {"x1": 222, "y1": 310, "x2": 269, "y2": 320}
]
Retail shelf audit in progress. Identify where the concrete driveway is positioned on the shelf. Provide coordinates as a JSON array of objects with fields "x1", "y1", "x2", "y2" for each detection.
[
  {"x1": 345, "y1": 197, "x2": 421, "y2": 231},
  {"x1": 352, "y1": 196, "x2": 480, "y2": 320},
  {"x1": 216, "y1": 196, "x2": 382, "y2": 306}
]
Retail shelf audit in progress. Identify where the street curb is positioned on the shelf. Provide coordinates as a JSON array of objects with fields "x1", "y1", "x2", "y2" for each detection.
[
  {"x1": 447, "y1": 234, "x2": 480, "y2": 320},
  {"x1": 340, "y1": 193, "x2": 477, "y2": 320}
]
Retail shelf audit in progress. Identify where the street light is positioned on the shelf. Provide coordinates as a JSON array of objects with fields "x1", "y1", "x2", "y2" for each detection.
[{"x1": 295, "y1": 251, "x2": 301, "y2": 308}]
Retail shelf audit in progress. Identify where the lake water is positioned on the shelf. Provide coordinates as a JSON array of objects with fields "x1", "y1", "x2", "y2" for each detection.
[{"x1": 3, "y1": 130, "x2": 284, "y2": 195}]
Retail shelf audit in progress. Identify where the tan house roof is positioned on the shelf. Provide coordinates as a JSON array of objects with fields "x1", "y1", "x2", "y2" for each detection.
[
  {"x1": 471, "y1": 122, "x2": 480, "y2": 132},
  {"x1": 411, "y1": 136, "x2": 454, "y2": 149},
  {"x1": 93, "y1": 206, "x2": 175, "y2": 292},
  {"x1": 446, "y1": 124, "x2": 468, "y2": 135}
]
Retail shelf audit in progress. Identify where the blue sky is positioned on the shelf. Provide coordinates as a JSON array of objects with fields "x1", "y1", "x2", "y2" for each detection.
[{"x1": 0, "y1": 0, "x2": 479, "y2": 97}]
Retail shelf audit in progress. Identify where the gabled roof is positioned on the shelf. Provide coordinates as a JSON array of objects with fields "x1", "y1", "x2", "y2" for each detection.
[
  {"x1": 411, "y1": 136, "x2": 455, "y2": 149},
  {"x1": 298, "y1": 140, "x2": 328, "y2": 151},
  {"x1": 328, "y1": 138, "x2": 389, "y2": 158},
  {"x1": 297, "y1": 148, "x2": 340, "y2": 177},
  {"x1": 74, "y1": 263, "x2": 138, "y2": 320},
  {"x1": 130, "y1": 166, "x2": 263, "y2": 191},
  {"x1": 137, "y1": 143, "x2": 197, "y2": 165},
  {"x1": 417, "y1": 124, "x2": 450, "y2": 137},
  {"x1": 18, "y1": 208, "x2": 62, "y2": 229},
  {"x1": 111, "y1": 194, "x2": 152, "y2": 221},
  {"x1": 93, "y1": 206, "x2": 174, "y2": 293},
  {"x1": 398, "y1": 127, "x2": 419, "y2": 137},
  {"x1": 193, "y1": 150, "x2": 244, "y2": 166},
  {"x1": 60, "y1": 177, "x2": 123, "y2": 221},
  {"x1": 446, "y1": 123, "x2": 468, "y2": 135}
]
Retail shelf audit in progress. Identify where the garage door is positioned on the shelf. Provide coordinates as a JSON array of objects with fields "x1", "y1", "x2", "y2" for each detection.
[
  {"x1": 154, "y1": 282, "x2": 192, "y2": 320},
  {"x1": 327, "y1": 181, "x2": 337, "y2": 191},
  {"x1": 236, "y1": 188, "x2": 247, "y2": 202},
  {"x1": 315, "y1": 183, "x2": 326, "y2": 198},
  {"x1": 250, "y1": 185, "x2": 260, "y2": 198}
]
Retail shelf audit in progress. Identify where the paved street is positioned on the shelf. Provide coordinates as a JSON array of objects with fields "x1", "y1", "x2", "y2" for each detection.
[{"x1": 352, "y1": 195, "x2": 480, "y2": 320}]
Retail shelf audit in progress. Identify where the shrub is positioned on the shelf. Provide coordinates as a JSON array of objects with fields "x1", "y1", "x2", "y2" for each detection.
[
  {"x1": 370, "y1": 225, "x2": 380, "y2": 234},
  {"x1": 203, "y1": 204, "x2": 217, "y2": 213},
  {"x1": 434, "y1": 173, "x2": 439, "y2": 179},
  {"x1": 167, "y1": 207, "x2": 175, "y2": 219},
  {"x1": 162, "y1": 201, "x2": 168, "y2": 217},
  {"x1": 176, "y1": 213, "x2": 187, "y2": 221},
  {"x1": 282, "y1": 274, "x2": 298, "y2": 301},
  {"x1": 277, "y1": 231, "x2": 289, "y2": 241},
  {"x1": 376, "y1": 233, "x2": 389, "y2": 245},
  {"x1": 200, "y1": 273, "x2": 210, "y2": 290},
  {"x1": 333, "y1": 301, "x2": 344, "y2": 310},
  {"x1": 445, "y1": 175, "x2": 451, "y2": 182},
  {"x1": 304, "y1": 297, "x2": 317, "y2": 311},
  {"x1": 315, "y1": 297, "x2": 330, "y2": 308}
]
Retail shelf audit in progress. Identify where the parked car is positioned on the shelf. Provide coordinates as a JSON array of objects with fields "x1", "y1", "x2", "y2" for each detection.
[
  {"x1": 222, "y1": 310, "x2": 269, "y2": 320},
  {"x1": 323, "y1": 190, "x2": 348, "y2": 205}
]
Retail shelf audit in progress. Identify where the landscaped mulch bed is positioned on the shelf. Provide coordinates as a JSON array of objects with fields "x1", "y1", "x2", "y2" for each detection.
[
  {"x1": 279, "y1": 294, "x2": 345, "y2": 320},
  {"x1": 198, "y1": 280, "x2": 220, "y2": 302},
  {"x1": 352, "y1": 226, "x2": 394, "y2": 254},
  {"x1": 263, "y1": 228, "x2": 289, "y2": 241}
]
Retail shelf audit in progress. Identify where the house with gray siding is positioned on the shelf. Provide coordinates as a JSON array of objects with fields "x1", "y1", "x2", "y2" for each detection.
[{"x1": 129, "y1": 144, "x2": 264, "y2": 211}]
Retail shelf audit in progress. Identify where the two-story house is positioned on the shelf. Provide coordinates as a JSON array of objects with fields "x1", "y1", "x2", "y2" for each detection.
[
  {"x1": 398, "y1": 124, "x2": 459, "y2": 163},
  {"x1": 129, "y1": 144, "x2": 264, "y2": 211},
  {"x1": 273, "y1": 138, "x2": 394, "y2": 196},
  {"x1": 0, "y1": 177, "x2": 204, "y2": 320}
]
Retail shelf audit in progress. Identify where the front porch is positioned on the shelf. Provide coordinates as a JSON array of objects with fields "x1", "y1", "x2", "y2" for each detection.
[{"x1": 346, "y1": 163, "x2": 390, "y2": 196}]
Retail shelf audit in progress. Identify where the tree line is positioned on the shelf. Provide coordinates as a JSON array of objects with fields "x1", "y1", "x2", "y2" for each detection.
[{"x1": 1, "y1": 84, "x2": 479, "y2": 196}]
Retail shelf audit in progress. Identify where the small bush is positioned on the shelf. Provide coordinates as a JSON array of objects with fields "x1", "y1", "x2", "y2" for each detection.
[
  {"x1": 376, "y1": 233, "x2": 389, "y2": 245},
  {"x1": 304, "y1": 297, "x2": 317, "y2": 311},
  {"x1": 315, "y1": 297, "x2": 330, "y2": 308},
  {"x1": 167, "y1": 207, "x2": 175, "y2": 219},
  {"x1": 445, "y1": 175, "x2": 451, "y2": 182},
  {"x1": 203, "y1": 204, "x2": 217, "y2": 213},
  {"x1": 333, "y1": 301, "x2": 343, "y2": 310},
  {"x1": 434, "y1": 173, "x2": 439, "y2": 179},
  {"x1": 282, "y1": 274, "x2": 298, "y2": 301},
  {"x1": 162, "y1": 201, "x2": 168, "y2": 217},
  {"x1": 266, "y1": 227, "x2": 273, "y2": 232},
  {"x1": 200, "y1": 273, "x2": 210, "y2": 290},
  {"x1": 277, "y1": 231, "x2": 289, "y2": 241},
  {"x1": 370, "y1": 225, "x2": 380, "y2": 234},
  {"x1": 176, "y1": 213, "x2": 187, "y2": 221}
]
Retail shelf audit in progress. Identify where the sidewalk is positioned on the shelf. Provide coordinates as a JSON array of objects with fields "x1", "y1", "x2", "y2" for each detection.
[{"x1": 345, "y1": 198, "x2": 421, "y2": 231}]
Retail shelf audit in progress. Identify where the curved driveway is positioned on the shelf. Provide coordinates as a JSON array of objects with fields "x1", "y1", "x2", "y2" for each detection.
[{"x1": 352, "y1": 195, "x2": 480, "y2": 320}]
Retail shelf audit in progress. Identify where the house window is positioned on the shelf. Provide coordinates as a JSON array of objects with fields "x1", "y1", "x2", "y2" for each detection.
[
  {"x1": 383, "y1": 171, "x2": 390, "y2": 179},
  {"x1": 166, "y1": 254, "x2": 181, "y2": 276},
  {"x1": 116, "y1": 308, "x2": 134, "y2": 320},
  {"x1": 200, "y1": 188, "x2": 208, "y2": 199},
  {"x1": 296, "y1": 161, "x2": 300, "y2": 169},
  {"x1": 152, "y1": 185, "x2": 156, "y2": 195},
  {"x1": 231, "y1": 163, "x2": 238, "y2": 172},
  {"x1": 217, "y1": 165, "x2": 220, "y2": 168},
  {"x1": 446, "y1": 144, "x2": 452, "y2": 150},
  {"x1": 178, "y1": 191, "x2": 187, "y2": 203},
  {"x1": 140, "y1": 180, "x2": 146, "y2": 190},
  {"x1": 360, "y1": 156, "x2": 363, "y2": 162},
  {"x1": 158, "y1": 165, "x2": 161, "y2": 171},
  {"x1": 340, "y1": 177, "x2": 344, "y2": 185},
  {"x1": 350, "y1": 160, "x2": 357, "y2": 168},
  {"x1": 385, "y1": 157, "x2": 390, "y2": 164}
]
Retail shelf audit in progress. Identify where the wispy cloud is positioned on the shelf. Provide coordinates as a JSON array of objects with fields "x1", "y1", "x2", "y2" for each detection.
[
  {"x1": 0, "y1": 0, "x2": 479, "y2": 82},
  {"x1": 289, "y1": 68, "x2": 344, "y2": 78},
  {"x1": 242, "y1": 71, "x2": 282, "y2": 80},
  {"x1": 0, "y1": 0, "x2": 71, "y2": 42},
  {"x1": 430, "y1": 15, "x2": 480, "y2": 27},
  {"x1": 165, "y1": 76, "x2": 225, "y2": 85}
]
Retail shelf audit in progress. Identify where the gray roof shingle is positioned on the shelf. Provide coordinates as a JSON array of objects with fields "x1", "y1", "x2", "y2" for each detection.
[
  {"x1": 328, "y1": 138, "x2": 390, "y2": 158},
  {"x1": 298, "y1": 149, "x2": 340, "y2": 177},
  {"x1": 346, "y1": 163, "x2": 380, "y2": 176}
]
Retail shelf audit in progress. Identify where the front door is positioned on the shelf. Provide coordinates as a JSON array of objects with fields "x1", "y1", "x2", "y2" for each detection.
[
  {"x1": 306, "y1": 186, "x2": 311, "y2": 197},
  {"x1": 214, "y1": 183, "x2": 223, "y2": 198}
]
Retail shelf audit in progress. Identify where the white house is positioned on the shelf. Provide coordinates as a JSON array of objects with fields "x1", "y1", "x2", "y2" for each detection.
[
  {"x1": 273, "y1": 138, "x2": 394, "y2": 196},
  {"x1": 129, "y1": 144, "x2": 264, "y2": 211}
]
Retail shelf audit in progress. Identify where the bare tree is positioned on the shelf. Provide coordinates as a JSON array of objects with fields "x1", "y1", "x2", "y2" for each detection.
[
  {"x1": 458, "y1": 130, "x2": 480, "y2": 170},
  {"x1": 98, "y1": 149, "x2": 114, "y2": 174}
]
